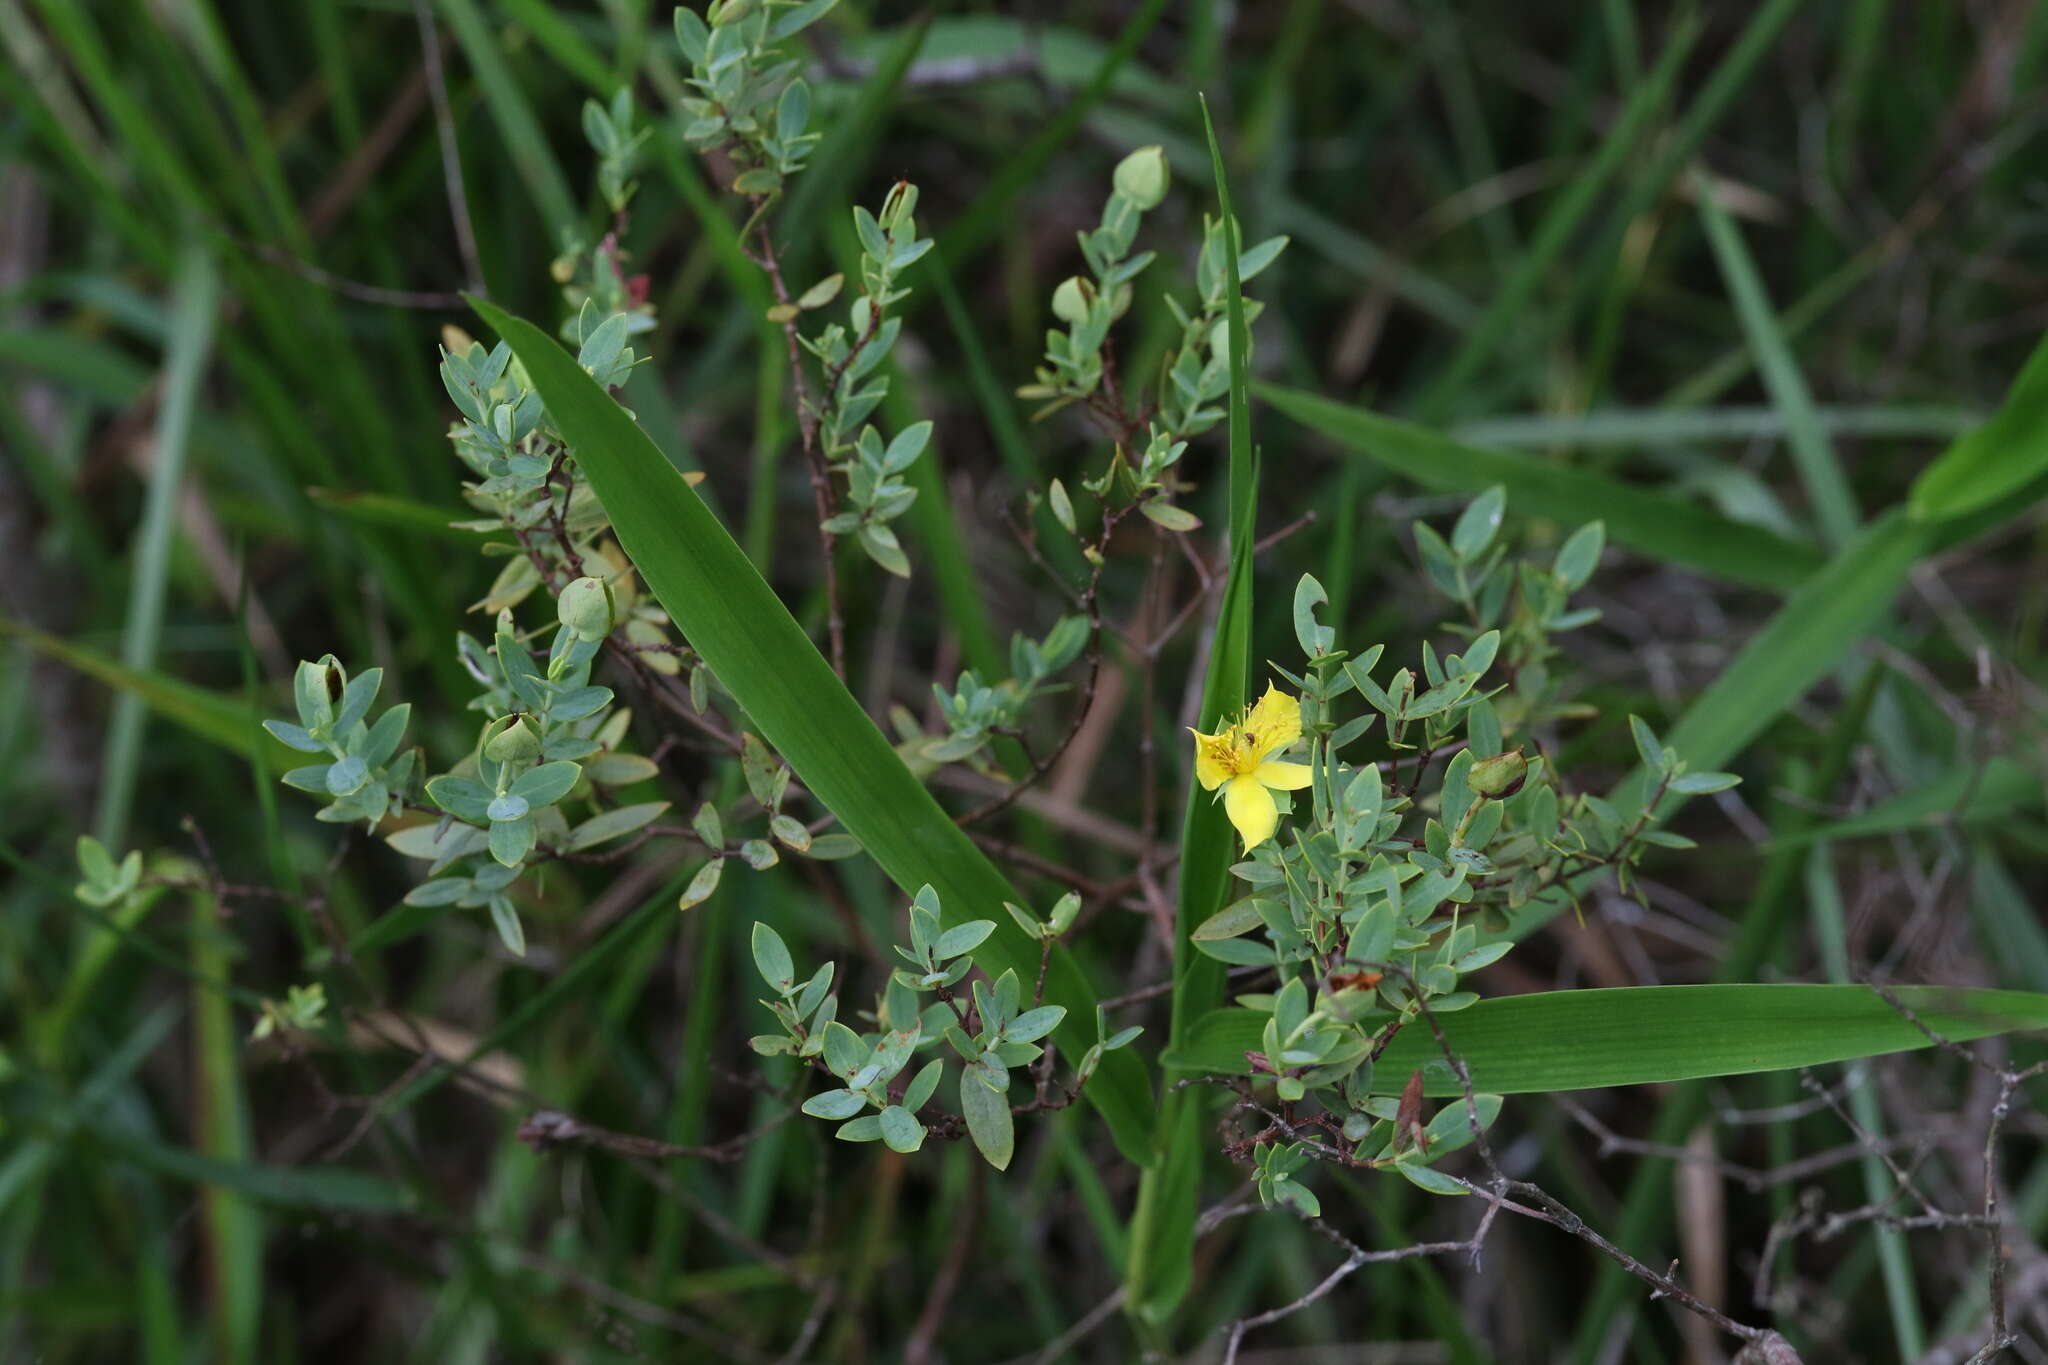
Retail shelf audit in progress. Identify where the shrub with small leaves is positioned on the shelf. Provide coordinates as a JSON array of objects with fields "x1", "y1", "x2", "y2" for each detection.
[
  {"x1": 1189, "y1": 490, "x2": 1739, "y2": 1211},
  {"x1": 750, "y1": 887, "x2": 1139, "y2": 1169}
]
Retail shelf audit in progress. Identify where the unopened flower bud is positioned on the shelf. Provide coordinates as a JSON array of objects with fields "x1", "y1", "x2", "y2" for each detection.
[
  {"x1": 1051, "y1": 276, "x2": 1092, "y2": 325},
  {"x1": 1113, "y1": 145, "x2": 1170, "y2": 211},
  {"x1": 484, "y1": 716, "x2": 541, "y2": 765},
  {"x1": 557, "y1": 576, "x2": 614, "y2": 641},
  {"x1": 1468, "y1": 748, "x2": 1528, "y2": 799}
]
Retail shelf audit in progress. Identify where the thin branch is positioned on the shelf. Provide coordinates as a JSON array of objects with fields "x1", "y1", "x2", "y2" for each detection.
[{"x1": 412, "y1": 1, "x2": 483, "y2": 295}]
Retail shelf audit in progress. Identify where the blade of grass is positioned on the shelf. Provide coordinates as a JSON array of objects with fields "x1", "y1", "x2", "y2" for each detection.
[
  {"x1": 1768, "y1": 755, "x2": 2038, "y2": 848},
  {"x1": 187, "y1": 870, "x2": 262, "y2": 1365},
  {"x1": 1125, "y1": 95, "x2": 1260, "y2": 1335},
  {"x1": 1806, "y1": 849, "x2": 1926, "y2": 1358},
  {"x1": 1260, "y1": 382, "x2": 1825, "y2": 592},
  {"x1": 303, "y1": 487, "x2": 509, "y2": 543},
  {"x1": 498, "y1": 0, "x2": 611, "y2": 93},
  {"x1": 468, "y1": 296, "x2": 1156, "y2": 1163},
  {"x1": 1695, "y1": 174, "x2": 1859, "y2": 547},
  {"x1": 0, "y1": 618, "x2": 294, "y2": 767},
  {"x1": 92, "y1": 237, "x2": 220, "y2": 849},
  {"x1": 0, "y1": 1003, "x2": 182, "y2": 1221},
  {"x1": 1452, "y1": 405, "x2": 1976, "y2": 449},
  {"x1": 1967, "y1": 846, "x2": 2048, "y2": 994},
  {"x1": 74, "y1": 1121, "x2": 408, "y2": 1214},
  {"x1": 1274, "y1": 198, "x2": 1482, "y2": 334},
  {"x1": 1161, "y1": 983, "x2": 2048, "y2": 1093}
]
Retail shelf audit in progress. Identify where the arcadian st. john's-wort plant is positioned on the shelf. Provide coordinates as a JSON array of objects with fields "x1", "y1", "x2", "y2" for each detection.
[{"x1": 68, "y1": 3, "x2": 2048, "y2": 1358}]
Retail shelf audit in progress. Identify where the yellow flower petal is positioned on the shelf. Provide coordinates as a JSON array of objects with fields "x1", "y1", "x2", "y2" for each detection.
[
  {"x1": 1223, "y1": 774, "x2": 1279, "y2": 849},
  {"x1": 1238, "y1": 685, "x2": 1302, "y2": 766},
  {"x1": 1191, "y1": 729, "x2": 1232, "y2": 790},
  {"x1": 1254, "y1": 760, "x2": 1313, "y2": 791}
]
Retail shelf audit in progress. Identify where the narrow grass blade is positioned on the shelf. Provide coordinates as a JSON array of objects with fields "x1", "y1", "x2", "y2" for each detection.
[
  {"x1": 93, "y1": 238, "x2": 220, "y2": 848},
  {"x1": 497, "y1": 0, "x2": 610, "y2": 91},
  {"x1": 1163, "y1": 984, "x2": 2048, "y2": 1093},
  {"x1": 1260, "y1": 383, "x2": 1824, "y2": 592},
  {"x1": 1125, "y1": 95, "x2": 1260, "y2": 1335},
  {"x1": 188, "y1": 872, "x2": 262, "y2": 1364},
  {"x1": 1, "y1": 618, "x2": 291, "y2": 766},
  {"x1": 1696, "y1": 177, "x2": 1859, "y2": 547},
  {"x1": 469, "y1": 297, "x2": 1156, "y2": 1163},
  {"x1": 1454, "y1": 406, "x2": 1977, "y2": 450},
  {"x1": 1968, "y1": 847, "x2": 2048, "y2": 993},
  {"x1": 1805, "y1": 850, "x2": 1924, "y2": 1357},
  {"x1": 75, "y1": 1122, "x2": 408, "y2": 1213},
  {"x1": 305, "y1": 488, "x2": 509, "y2": 543},
  {"x1": 1768, "y1": 755, "x2": 2038, "y2": 847},
  {"x1": 1275, "y1": 198, "x2": 1482, "y2": 333}
]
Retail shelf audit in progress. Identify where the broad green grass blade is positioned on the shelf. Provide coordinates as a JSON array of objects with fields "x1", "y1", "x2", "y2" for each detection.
[
  {"x1": 92, "y1": 238, "x2": 219, "y2": 849},
  {"x1": 0, "y1": 325, "x2": 152, "y2": 401},
  {"x1": 1125, "y1": 95, "x2": 1260, "y2": 1335},
  {"x1": 1162, "y1": 984, "x2": 2048, "y2": 1093},
  {"x1": 469, "y1": 297, "x2": 1156, "y2": 1163},
  {"x1": 1592, "y1": 332, "x2": 2048, "y2": 843},
  {"x1": 1696, "y1": 176, "x2": 1859, "y2": 547},
  {"x1": 1909, "y1": 328, "x2": 2048, "y2": 521},
  {"x1": 1259, "y1": 383, "x2": 1823, "y2": 592}
]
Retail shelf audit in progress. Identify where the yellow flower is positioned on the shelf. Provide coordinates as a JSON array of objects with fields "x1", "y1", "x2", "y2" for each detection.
[{"x1": 1190, "y1": 685, "x2": 1313, "y2": 849}]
